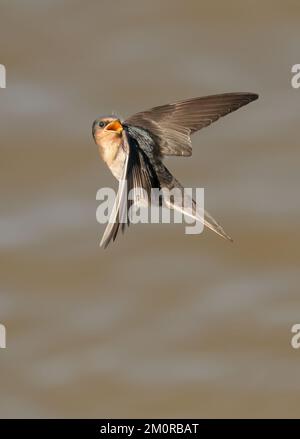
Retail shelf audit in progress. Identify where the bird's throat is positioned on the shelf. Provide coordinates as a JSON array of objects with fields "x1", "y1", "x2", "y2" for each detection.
[{"x1": 98, "y1": 138, "x2": 125, "y2": 180}]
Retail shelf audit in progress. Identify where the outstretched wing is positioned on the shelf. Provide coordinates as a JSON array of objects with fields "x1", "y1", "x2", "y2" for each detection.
[
  {"x1": 100, "y1": 130, "x2": 160, "y2": 248},
  {"x1": 125, "y1": 92, "x2": 258, "y2": 157}
]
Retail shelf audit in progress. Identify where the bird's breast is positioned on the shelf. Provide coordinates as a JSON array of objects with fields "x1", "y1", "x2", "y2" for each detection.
[
  {"x1": 99, "y1": 144, "x2": 126, "y2": 181},
  {"x1": 98, "y1": 136, "x2": 126, "y2": 180},
  {"x1": 109, "y1": 147, "x2": 127, "y2": 180}
]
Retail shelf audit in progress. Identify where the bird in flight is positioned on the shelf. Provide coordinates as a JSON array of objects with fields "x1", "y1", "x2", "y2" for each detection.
[{"x1": 92, "y1": 92, "x2": 258, "y2": 248}]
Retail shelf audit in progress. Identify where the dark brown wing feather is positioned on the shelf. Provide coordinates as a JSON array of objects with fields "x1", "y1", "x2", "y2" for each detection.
[
  {"x1": 100, "y1": 131, "x2": 160, "y2": 248},
  {"x1": 125, "y1": 92, "x2": 258, "y2": 156}
]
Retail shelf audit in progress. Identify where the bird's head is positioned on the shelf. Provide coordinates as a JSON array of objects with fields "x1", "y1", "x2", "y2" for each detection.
[
  {"x1": 92, "y1": 116, "x2": 123, "y2": 144},
  {"x1": 92, "y1": 116, "x2": 124, "y2": 165}
]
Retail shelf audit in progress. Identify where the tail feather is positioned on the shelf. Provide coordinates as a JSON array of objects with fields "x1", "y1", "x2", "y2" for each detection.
[
  {"x1": 202, "y1": 205, "x2": 233, "y2": 242},
  {"x1": 161, "y1": 180, "x2": 232, "y2": 242},
  {"x1": 155, "y1": 162, "x2": 233, "y2": 242}
]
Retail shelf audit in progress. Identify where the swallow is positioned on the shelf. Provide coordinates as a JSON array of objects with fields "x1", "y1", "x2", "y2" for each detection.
[{"x1": 92, "y1": 92, "x2": 258, "y2": 248}]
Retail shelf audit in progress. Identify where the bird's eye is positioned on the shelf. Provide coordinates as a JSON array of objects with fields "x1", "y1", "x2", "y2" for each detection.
[{"x1": 99, "y1": 121, "x2": 106, "y2": 128}]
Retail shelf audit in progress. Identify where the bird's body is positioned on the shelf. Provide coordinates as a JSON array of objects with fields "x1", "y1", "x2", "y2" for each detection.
[{"x1": 92, "y1": 92, "x2": 258, "y2": 247}]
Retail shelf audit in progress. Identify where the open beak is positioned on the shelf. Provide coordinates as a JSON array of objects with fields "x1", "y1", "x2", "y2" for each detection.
[{"x1": 105, "y1": 120, "x2": 123, "y2": 134}]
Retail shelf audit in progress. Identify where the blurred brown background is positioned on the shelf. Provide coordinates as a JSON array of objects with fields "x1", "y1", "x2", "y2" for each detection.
[{"x1": 0, "y1": 0, "x2": 300, "y2": 418}]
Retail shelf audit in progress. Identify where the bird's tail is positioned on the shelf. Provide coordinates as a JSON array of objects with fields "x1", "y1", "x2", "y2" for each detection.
[
  {"x1": 159, "y1": 166, "x2": 233, "y2": 242},
  {"x1": 200, "y1": 204, "x2": 233, "y2": 242}
]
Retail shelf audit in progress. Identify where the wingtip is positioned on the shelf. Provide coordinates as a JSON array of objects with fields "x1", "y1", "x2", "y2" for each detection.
[
  {"x1": 248, "y1": 92, "x2": 259, "y2": 101},
  {"x1": 234, "y1": 92, "x2": 259, "y2": 102}
]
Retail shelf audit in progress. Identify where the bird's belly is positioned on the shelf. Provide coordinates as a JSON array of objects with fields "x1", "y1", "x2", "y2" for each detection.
[{"x1": 109, "y1": 149, "x2": 126, "y2": 180}]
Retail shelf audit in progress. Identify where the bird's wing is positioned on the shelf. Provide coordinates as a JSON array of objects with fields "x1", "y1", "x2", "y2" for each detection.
[
  {"x1": 100, "y1": 131, "x2": 159, "y2": 248},
  {"x1": 100, "y1": 149, "x2": 129, "y2": 248},
  {"x1": 124, "y1": 92, "x2": 258, "y2": 156}
]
